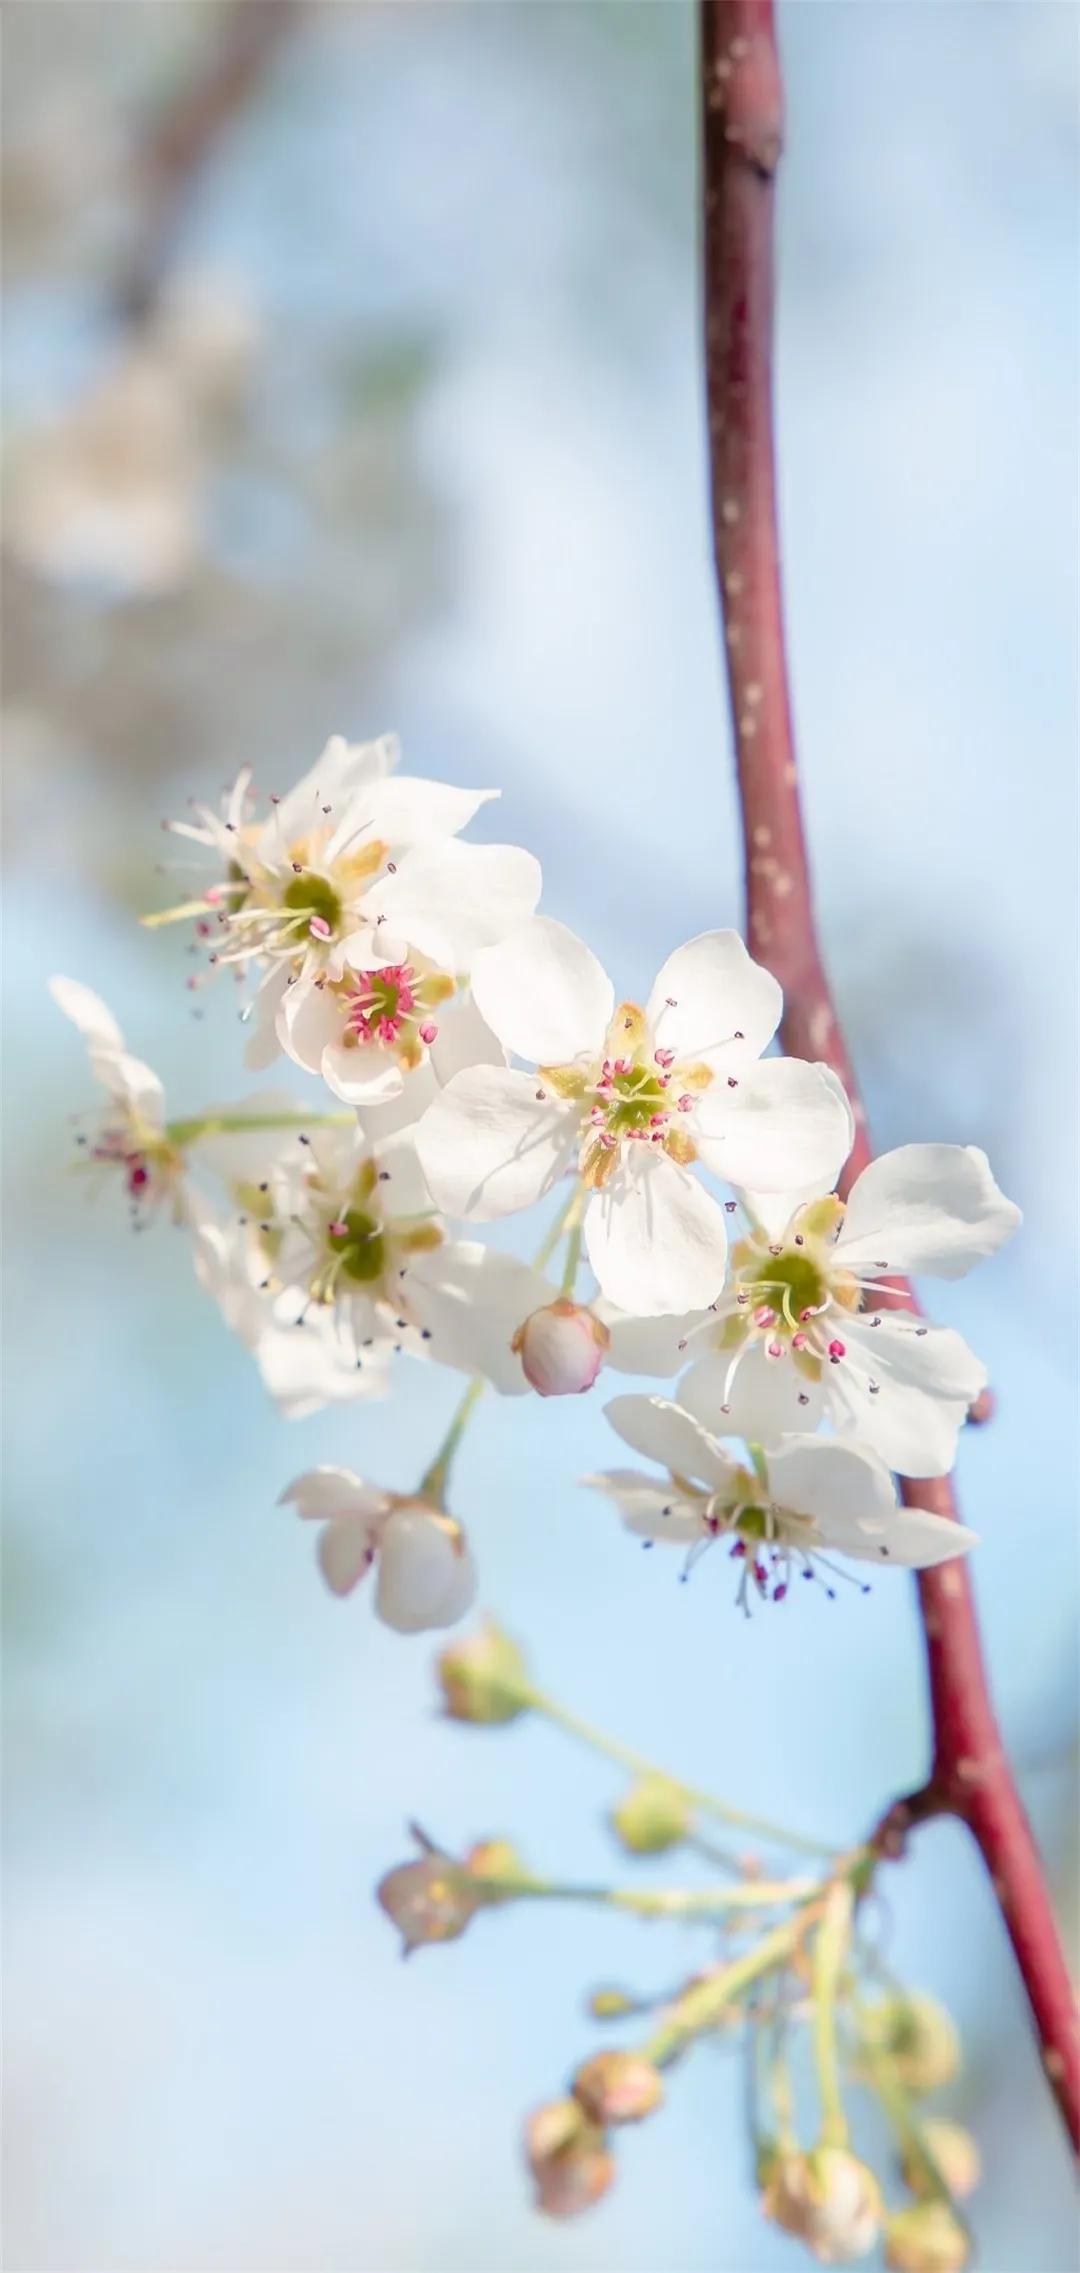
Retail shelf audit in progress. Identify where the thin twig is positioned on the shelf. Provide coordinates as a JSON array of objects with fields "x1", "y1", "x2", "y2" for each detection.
[{"x1": 699, "y1": 0, "x2": 1078, "y2": 2149}]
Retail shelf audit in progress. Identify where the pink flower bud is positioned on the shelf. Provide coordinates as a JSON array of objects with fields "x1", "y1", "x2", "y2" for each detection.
[{"x1": 512, "y1": 1301, "x2": 610, "y2": 1398}]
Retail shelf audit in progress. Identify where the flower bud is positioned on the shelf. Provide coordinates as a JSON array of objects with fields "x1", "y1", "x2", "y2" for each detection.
[
  {"x1": 437, "y1": 1620, "x2": 531, "y2": 1724},
  {"x1": 762, "y1": 2146, "x2": 883, "y2": 2264},
  {"x1": 572, "y1": 2050, "x2": 664, "y2": 2126},
  {"x1": 610, "y1": 1773, "x2": 691, "y2": 1855},
  {"x1": 375, "y1": 1501, "x2": 477, "y2": 1634},
  {"x1": 376, "y1": 1850, "x2": 482, "y2": 1953},
  {"x1": 862, "y1": 1993, "x2": 960, "y2": 2095},
  {"x1": 524, "y1": 2098, "x2": 615, "y2": 2219},
  {"x1": 512, "y1": 1300, "x2": 610, "y2": 1397},
  {"x1": 464, "y1": 1837, "x2": 529, "y2": 1887},
  {"x1": 885, "y1": 2202, "x2": 969, "y2": 2273},
  {"x1": 900, "y1": 2119, "x2": 980, "y2": 2203},
  {"x1": 588, "y1": 1986, "x2": 638, "y2": 2020}
]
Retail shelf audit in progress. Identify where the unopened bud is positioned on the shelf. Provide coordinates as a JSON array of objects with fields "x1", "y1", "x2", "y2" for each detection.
[
  {"x1": 572, "y1": 2050, "x2": 664, "y2": 2126},
  {"x1": 900, "y1": 2119, "x2": 980, "y2": 2203},
  {"x1": 465, "y1": 1837, "x2": 529, "y2": 1888},
  {"x1": 610, "y1": 1773, "x2": 691, "y2": 1855},
  {"x1": 588, "y1": 1986, "x2": 638, "y2": 2020},
  {"x1": 762, "y1": 2146, "x2": 883, "y2": 2264},
  {"x1": 524, "y1": 2098, "x2": 615, "y2": 2219},
  {"x1": 885, "y1": 2202, "x2": 969, "y2": 2273},
  {"x1": 862, "y1": 1993, "x2": 960, "y2": 2095},
  {"x1": 376, "y1": 1848, "x2": 482, "y2": 1953},
  {"x1": 375, "y1": 1501, "x2": 477, "y2": 1634},
  {"x1": 437, "y1": 1620, "x2": 531, "y2": 1724},
  {"x1": 512, "y1": 1300, "x2": 610, "y2": 1397}
]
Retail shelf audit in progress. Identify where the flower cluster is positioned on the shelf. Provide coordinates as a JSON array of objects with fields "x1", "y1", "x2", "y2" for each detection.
[{"x1": 54, "y1": 730, "x2": 1019, "y2": 1633}]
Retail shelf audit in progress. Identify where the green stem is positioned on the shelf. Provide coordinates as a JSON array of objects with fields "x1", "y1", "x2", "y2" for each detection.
[
  {"x1": 419, "y1": 1376, "x2": 486, "y2": 1505},
  {"x1": 559, "y1": 1215, "x2": 584, "y2": 1299},
  {"x1": 811, "y1": 1879, "x2": 852, "y2": 2149},
  {"x1": 166, "y1": 1109, "x2": 354, "y2": 1146},
  {"x1": 470, "y1": 1872, "x2": 821, "y2": 1919},
  {"x1": 854, "y1": 2003, "x2": 969, "y2": 2229},
  {"x1": 531, "y1": 1182, "x2": 583, "y2": 1276},
  {"x1": 642, "y1": 1907, "x2": 814, "y2": 2067},
  {"x1": 523, "y1": 1689, "x2": 836, "y2": 1859}
]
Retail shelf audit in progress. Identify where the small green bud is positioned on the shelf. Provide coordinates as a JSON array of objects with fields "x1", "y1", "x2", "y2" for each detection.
[
  {"x1": 588, "y1": 1986, "x2": 638, "y2": 2021},
  {"x1": 610, "y1": 1774, "x2": 691, "y2": 1855},
  {"x1": 437, "y1": 1620, "x2": 531, "y2": 1724},
  {"x1": 885, "y1": 2202, "x2": 969, "y2": 2272},
  {"x1": 464, "y1": 1837, "x2": 530, "y2": 1889},
  {"x1": 862, "y1": 1993, "x2": 960, "y2": 2094}
]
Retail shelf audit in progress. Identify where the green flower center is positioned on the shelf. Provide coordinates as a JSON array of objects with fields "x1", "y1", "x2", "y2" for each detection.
[
  {"x1": 605, "y1": 1064, "x2": 668, "y2": 1134},
  {"x1": 328, "y1": 1206, "x2": 386, "y2": 1284},
  {"x1": 751, "y1": 1246, "x2": 827, "y2": 1328},
  {"x1": 282, "y1": 870, "x2": 343, "y2": 933}
]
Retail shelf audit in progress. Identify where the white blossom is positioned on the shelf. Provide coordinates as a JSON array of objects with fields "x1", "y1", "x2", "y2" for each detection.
[
  {"x1": 192, "y1": 1210, "x2": 391, "y2": 1417},
  {"x1": 586, "y1": 1393, "x2": 977, "y2": 1610},
  {"x1": 156, "y1": 734, "x2": 540, "y2": 1100},
  {"x1": 415, "y1": 919, "x2": 854, "y2": 1317},
  {"x1": 280, "y1": 1467, "x2": 477, "y2": 1632},
  {"x1": 51, "y1": 976, "x2": 186, "y2": 1219},
  {"x1": 674, "y1": 1145, "x2": 1020, "y2": 1477}
]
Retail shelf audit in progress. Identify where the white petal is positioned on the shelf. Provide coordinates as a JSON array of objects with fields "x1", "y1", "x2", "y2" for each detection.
[
  {"x1": 836, "y1": 1145, "x2": 1022, "y2": 1281},
  {"x1": 49, "y1": 975, "x2": 124, "y2": 1055},
  {"x1": 583, "y1": 1469, "x2": 703, "y2": 1545},
  {"x1": 352, "y1": 774, "x2": 497, "y2": 851},
  {"x1": 407, "y1": 1242, "x2": 551, "y2": 1393},
  {"x1": 827, "y1": 1313, "x2": 986, "y2": 1479},
  {"x1": 645, "y1": 932, "x2": 781, "y2": 1067},
  {"x1": 695, "y1": 1058, "x2": 854, "y2": 1193},
  {"x1": 243, "y1": 970, "x2": 290, "y2": 1071},
  {"x1": 839, "y1": 1501, "x2": 979, "y2": 1569},
  {"x1": 602, "y1": 1307, "x2": 704, "y2": 1378},
  {"x1": 584, "y1": 1146, "x2": 728, "y2": 1317},
  {"x1": 470, "y1": 916, "x2": 613, "y2": 1066},
  {"x1": 263, "y1": 733, "x2": 396, "y2": 853},
  {"x1": 602, "y1": 1394, "x2": 738, "y2": 1491},
  {"x1": 278, "y1": 1466, "x2": 390, "y2": 1523},
  {"x1": 428, "y1": 991, "x2": 507, "y2": 1085},
  {"x1": 362, "y1": 840, "x2": 542, "y2": 970},
  {"x1": 277, "y1": 977, "x2": 344, "y2": 1073},
  {"x1": 414, "y1": 1066, "x2": 577, "y2": 1222},
  {"x1": 321, "y1": 1040, "x2": 404, "y2": 1107},
  {"x1": 373, "y1": 1127, "x2": 437, "y2": 1221},
  {"x1": 374, "y1": 1506, "x2": 478, "y2": 1633},
  {"x1": 256, "y1": 1318, "x2": 390, "y2": 1418},
  {"x1": 110, "y1": 1051, "x2": 166, "y2": 1127},
  {"x1": 318, "y1": 1515, "x2": 379, "y2": 1597},
  {"x1": 764, "y1": 1436, "x2": 899, "y2": 1530},
  {"x1": 678, "y1": 1342, "x2": 825, "y2": 1443}
]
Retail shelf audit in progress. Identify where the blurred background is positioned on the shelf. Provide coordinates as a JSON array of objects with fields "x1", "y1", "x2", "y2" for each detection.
[{"x1": 3, "y1": 3, "x2": 1077, "y2": 2267}]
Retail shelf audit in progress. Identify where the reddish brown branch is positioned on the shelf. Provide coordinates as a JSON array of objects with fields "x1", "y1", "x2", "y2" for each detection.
[
  {"x1": 118, "y1": 0, "x2": 301, "y2": 323},
  {"x1": 700, "y1": 0, "x2": 1078, "y2": 2147}
]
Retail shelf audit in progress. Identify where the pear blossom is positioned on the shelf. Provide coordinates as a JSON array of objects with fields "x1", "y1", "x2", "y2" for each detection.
[
  {"x1": 154, "y1": 733, "x2": 541, "y2": 1100},
  {"x1": 674, "y1": 1145, "x2": 1020, "y2": 1478},
  {"x1": 51, "y1": 976, "x2": 187, "y2": 1219},
  {"x1": 281, "y1": 1466, "x2": 477, "y2": 1632},
  {"x1": 191, "y1": 1210, "x2": 391, "y2": 1416},
  {"x1": 415, "y1": 919, "x2": 853, "y2": 1316},
  {"x1": 587, "y1": 1394, "x2": 977, "y2": 1610}
]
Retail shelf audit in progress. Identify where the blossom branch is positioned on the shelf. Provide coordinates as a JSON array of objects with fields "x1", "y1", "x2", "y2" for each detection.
[{"x1": 700, "y1": 0, "x2": 1078, "y2": 2147}]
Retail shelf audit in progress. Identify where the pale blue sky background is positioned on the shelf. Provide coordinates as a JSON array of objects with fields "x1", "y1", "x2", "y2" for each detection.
[{"x1": 3, "y1": 4, "x2": 1077, "y2": 2268}]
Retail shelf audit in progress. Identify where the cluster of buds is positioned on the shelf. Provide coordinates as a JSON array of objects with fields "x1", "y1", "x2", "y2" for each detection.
[{"x1": 525, "y1": 2051, "x2": 664, "y2": 2219}]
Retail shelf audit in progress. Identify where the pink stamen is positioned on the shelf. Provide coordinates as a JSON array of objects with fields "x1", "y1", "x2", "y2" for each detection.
[
  {"x1": 309, "y1": 916, "x2": 332, "y2": 940},
  {"x1": 791, "y1": 1330, "x2": 809, "y2": 1352},
  {"x1": 753, "y1": 1305, "x2": 777, "y2": 1328},
  {"x1": 654, "y1": 1048, "x2": 675, "y2": 1069},
  {"x1": 418, "y1": 1021, "x2": 439, "y2": 1045},
  {"x1": 828, "y1": 1338, "x2": 846, "y2": 1363}
]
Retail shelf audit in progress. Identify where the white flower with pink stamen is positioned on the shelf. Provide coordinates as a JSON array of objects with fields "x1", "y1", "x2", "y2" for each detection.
[
  {"x1": 414, "y1": 919, "x2": 854, "y2": 1317},
  {"x1": 150, "y1": 733, "x2": 541, "y2": 1097},
  {"x1": 674, "y1": 1145, "x2": 1021, "y2": 1478},
  {"x1": 50, "y1": 975, "x2": 187, "y2": 1220},
  {"x1": 586, "y1": 1394, "x2": 977, "y2": 1613},
  {"x1": 280, "y1": 1467, "x2": 477, "y2": 1633}
]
